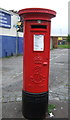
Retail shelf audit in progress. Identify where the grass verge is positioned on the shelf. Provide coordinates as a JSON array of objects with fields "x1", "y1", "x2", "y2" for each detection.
[{"x1": 58, "y1": 44, "x2": 70, "y2": 49}]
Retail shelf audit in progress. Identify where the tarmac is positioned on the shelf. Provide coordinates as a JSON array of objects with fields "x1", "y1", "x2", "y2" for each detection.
[{"x1": 0, "y1": 49, "x2": 69, "y2": 119}]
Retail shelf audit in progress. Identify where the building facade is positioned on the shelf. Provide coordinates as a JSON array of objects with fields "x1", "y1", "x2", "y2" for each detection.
[{"x1": 0, "y1": 8, "x2": 23, "y2": 57}]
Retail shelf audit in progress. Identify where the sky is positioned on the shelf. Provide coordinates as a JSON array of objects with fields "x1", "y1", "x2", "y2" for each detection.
[{"x1": 0, "y1": 0, "x2": 69, "y2": 36}]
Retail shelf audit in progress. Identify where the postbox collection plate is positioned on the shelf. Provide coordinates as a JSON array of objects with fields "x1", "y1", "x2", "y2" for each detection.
[{"x1": 34, "y1": 34, "x2": 44, "y2": 51}]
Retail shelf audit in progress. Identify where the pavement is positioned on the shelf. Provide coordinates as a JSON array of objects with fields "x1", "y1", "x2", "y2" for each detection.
[{"x1": 0, "y1": 49, "x2": 69, "y2": 119}]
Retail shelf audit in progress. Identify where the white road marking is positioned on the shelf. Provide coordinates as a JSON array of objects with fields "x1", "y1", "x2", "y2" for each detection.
[
  {"x1": 13, "y1": 72, "x2": 23, "y2": 78},
  {"x1": 50, "y1": 54, "x2": 63, "y2": 61},
  {"x1": 50, "y1": 50, "x2": 66, "y2": 61},
  {"x1": 54, "y1": 63, "x2": 64, "y2": 65}
]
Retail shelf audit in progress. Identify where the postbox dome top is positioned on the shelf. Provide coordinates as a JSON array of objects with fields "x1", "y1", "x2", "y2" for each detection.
[
  {"x1": 18, "y1": 8, "x2": 56, "y2": 18},
  {"x1": 18, "y1": 8, "x2": 56, "y2": 21}
]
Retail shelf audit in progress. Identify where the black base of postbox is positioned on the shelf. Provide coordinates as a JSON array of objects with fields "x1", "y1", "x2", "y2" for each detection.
[{"x1": 22, "y1": 90, "x2": 48, "y2": 119}]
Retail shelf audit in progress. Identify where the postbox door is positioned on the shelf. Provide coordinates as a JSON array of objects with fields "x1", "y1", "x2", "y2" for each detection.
[
  {"x1": 26, "y1": 30, "x2": 50, "y2": 93},
  {"x1": 23, "y1": 21, "x2": 51, "y2": 93}
]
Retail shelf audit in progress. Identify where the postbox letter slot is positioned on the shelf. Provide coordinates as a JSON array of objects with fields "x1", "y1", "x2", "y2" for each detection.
[{"x1": 31, "y1": 25, "x2": 47, "y2": 29}]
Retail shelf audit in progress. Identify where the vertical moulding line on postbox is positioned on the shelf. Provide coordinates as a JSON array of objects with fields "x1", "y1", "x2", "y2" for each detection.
[{"x1": 18, "y1": 8, "x2": 56, "y2": 119}]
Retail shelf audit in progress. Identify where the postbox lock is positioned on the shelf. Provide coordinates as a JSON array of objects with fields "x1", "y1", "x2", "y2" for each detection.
[
  {"x1": 43, "y1": 62, "x2": 48, "y2": 65},
  {"x1": 37, "y1": 20, "x2": 42, "y2": 23}
]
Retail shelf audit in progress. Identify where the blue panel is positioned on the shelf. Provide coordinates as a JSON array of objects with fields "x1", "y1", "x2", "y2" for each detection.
[
  {"x1": 18, "y1": 37, "x2": 23, "y2": 54},
  {"x1": 0, "y1": 35, "x2": 2, "y2": 57},
  {"x1": 0, "y1": 35, "x2": 23, "y2": 57},
  {"x1": 0, "y1": 11, "x2": 11, "y2": 28},
  {"x1": 2, "y1": 36, "x2": 16, "y2": 57}
]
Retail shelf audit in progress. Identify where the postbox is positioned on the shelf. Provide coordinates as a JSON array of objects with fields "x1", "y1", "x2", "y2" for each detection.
[{"x1": 18, "y1": 8, "x2": 56, "y2": 119}]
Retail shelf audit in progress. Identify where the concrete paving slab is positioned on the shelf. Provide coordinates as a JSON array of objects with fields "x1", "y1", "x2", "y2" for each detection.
[{"x1": 2, "y1": 100, "x2": 68, "y2": 119}]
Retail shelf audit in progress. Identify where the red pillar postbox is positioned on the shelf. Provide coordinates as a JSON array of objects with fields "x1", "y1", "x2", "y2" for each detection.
[{"x1": 18, "y1": 8, "x2": 56, "y2": 119}]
